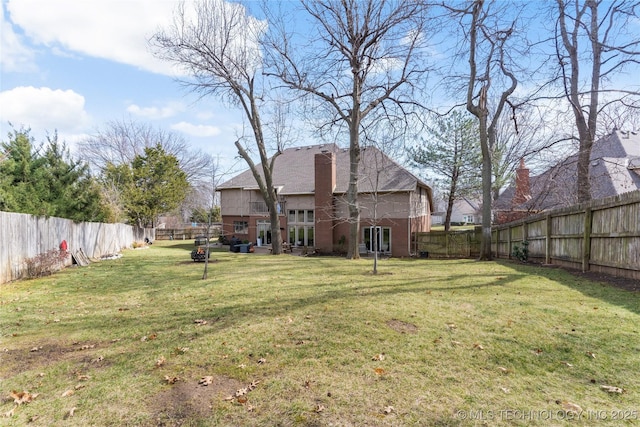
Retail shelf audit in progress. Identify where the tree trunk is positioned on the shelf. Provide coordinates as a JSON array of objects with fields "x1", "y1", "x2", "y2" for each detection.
[
  {"x1": 345, "y1": 143, "x2": 361, "y2": 259},
  {"x1": 478, "y1": 114, "x2": 493, "y2": 261},
  {"x1": 269, "y1": 205, "x2": 282, "y2": 254}
]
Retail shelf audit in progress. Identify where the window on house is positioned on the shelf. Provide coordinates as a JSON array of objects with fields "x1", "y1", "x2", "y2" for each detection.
[
  {"x1": 288, "y1": 209, "x2": 314, "y2": 225},
  {"x1": 289, "y1": 226, "x2": 315, "y2": 246},
  {"x1": 234, "y1": 221, "x2": 249, "y2": 234},
  {"x1": 287, "y1": 209, "x2": 315, "y2": 246}
]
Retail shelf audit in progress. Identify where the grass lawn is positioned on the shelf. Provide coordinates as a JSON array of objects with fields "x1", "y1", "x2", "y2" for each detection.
[{"x1": 1, "y1": 240, "x2": 639, "y2": 426}]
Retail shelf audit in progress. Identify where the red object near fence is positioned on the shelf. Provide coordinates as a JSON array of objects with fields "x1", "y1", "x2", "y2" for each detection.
[{"x1": 60, "y1": 240, "x2": 68, "y2": 252}]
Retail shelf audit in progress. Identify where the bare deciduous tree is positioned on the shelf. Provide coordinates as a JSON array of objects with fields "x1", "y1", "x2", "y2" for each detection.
[
  {"x1": 264, "y1": 0, "x2": 435, "y2": 259},
  {"x1": 151, "y1": 0, "x2": 287, "y2": 254},
  {"x1": 78, "y1": 118, "x2": 211, "y2": 184},
  {"x1": 453, "y1": 0, "x2": 520, "y2": 260},
  {"x1": 552, "y1": 0, "x2": 640, "y2": 202}
]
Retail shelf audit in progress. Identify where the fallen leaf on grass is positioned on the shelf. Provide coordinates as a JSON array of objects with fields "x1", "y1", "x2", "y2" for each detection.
[
  {"x1": 155, "y1": 356, "x2": 166, "y2": 368},
  {"x1": 10, "y1": 390, "x2": 38, "y2": 405},
  {"x1": 92, "y1": 356, "x2": 104, "y2": 363},
  {"x1": 77, "y1": 374, "x2": 90, "y2": 381},
  {"x1": 473, "y1": 343, "x2": 484, "y2": 350},
  {"x1": 67, "y1": 407, "x2": 77, "y2": 418},
  {"x1": 586, "y1": 351, "x2": 596, "y2": 358},
  {"x1": 315, "y1": 404, "x2": 325, "y2": 413},
  {"x1": 372, "y1": 353, "x2": 385, "y2": 361},
  {"x1": 74, "y1": 384, "x2": 86, "y2": 391},
  {"x1": 29, "y1": 346, "x2": 41, "y2": 352},
  {"x1": 174, "y1": 347, "x2": 189, "y2": 354},
  {"x1": 164, "y1": 376, "x2": 179, "y2": 384},
  {"x1": 194, "y1": 319, "x2": 208, "y2": 325},
  {"x1": 497, "y1": 367, "x2": 509, "y2": 374},
  {"x1": 558, "y1": 401, "x2": 582, "y2": 414},
  {"x1": 451, "y1": 340, "x2": 462, "y2": 346},
  {"x1": 199, "y1": 376, "x2": 214, "y2": 386},
  {"x1": 374, "y1": 368, "x2": 386, "y2": 376},
  {"x1": 601, "y1": 385, "x2": 624, "y2": 394},
  {"x1": 257, "y1": 357, "x2": 266, "y2": 364},
  {"x1": 79, "y1": 344, "x2": 95, "y2": 350},
  {"x1": 561, "y1": 361, "x2": 573, "y2": 367},
  {"x1": 2, "y1": 405, "x2": 17, "y2": 418},
  {"x1": 383, "y1": 406, "x2": 394, "y2": 414},
  {"x1": 61, "y1": 390, "x2": 75, "y2": 397}
]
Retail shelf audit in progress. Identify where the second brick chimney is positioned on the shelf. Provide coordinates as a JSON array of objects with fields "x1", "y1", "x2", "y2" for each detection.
[{"x1": 513, "y1": 158, "x2": 531, "y2": 205}]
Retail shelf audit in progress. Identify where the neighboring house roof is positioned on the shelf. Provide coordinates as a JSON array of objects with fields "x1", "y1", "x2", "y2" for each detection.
[
  {"x1": 454, "y1": 197, "x2": 481, "y2": 214},
  {"x1": 495, "y1": 130, "x2": 640, "y2": 212},
  {"x1": 218, "y1": 143, "x2": 432, "y2": 197}
]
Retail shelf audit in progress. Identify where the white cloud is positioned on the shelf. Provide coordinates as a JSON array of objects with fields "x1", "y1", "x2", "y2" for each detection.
[
  {"x1": 171, "y1": 121, "x2": 221, "y2": 137},
  {"x1": 126, "y1": 102, "x2": 185, "y2": 120},
  {"x1": 4, "y1": 0, "x2": 266, "y2": 77},
  {"x1": 4, "y1": 0, "x2": 179, "y2": 75},
  {"x1": 0, "y1": 4, "x2": 36, "y2": 72},
  {"x1": 0, "y1": 86, "x2": 91, "y2": 135}
]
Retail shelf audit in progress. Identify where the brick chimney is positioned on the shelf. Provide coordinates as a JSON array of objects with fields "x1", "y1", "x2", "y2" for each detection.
[
  {"x1": 314, "y1": 151, "x2": 336, "y2": 253},
  {"x1": 513, "y1": 158, "x2": 530, "y2": 205}
]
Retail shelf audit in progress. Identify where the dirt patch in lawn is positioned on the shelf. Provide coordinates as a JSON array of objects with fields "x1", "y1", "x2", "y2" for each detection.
[
  {"x1": 386, "y1": 319, "x2": 418, "y2": 334},
  {"x1": 568, "y1": 270, "x2": 640, "y2": 292},
  {"x1": 151, "y1": 375, "x2": 244, "y2": 426},
  {"x1": 0, "y1": 340, "x2": 109, "y2": 377}
]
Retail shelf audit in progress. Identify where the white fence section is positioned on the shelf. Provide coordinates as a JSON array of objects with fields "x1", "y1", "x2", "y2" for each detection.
[{"x1": 0, "y1": 211, "x2": 153, "y2": 284}]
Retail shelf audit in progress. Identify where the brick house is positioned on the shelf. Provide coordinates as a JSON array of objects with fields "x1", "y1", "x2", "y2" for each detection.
[
  {"x1": 494, "y1": 130, "x2": 640, "y2": 224},
  {"x1": 217, "y1": 144, "x2": 433, "y2": 256}
]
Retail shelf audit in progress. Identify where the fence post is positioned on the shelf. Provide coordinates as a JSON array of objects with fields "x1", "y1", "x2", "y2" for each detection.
[
  {"x1": 545, "y1": 214, "x2": 552, "y2": 264},
  {"x1": 582, "y1": 207, "x2": 592, "y2": 272}
]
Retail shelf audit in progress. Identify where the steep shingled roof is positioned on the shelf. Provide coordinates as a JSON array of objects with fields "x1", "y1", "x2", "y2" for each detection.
[
  {"x1": 218, "y1": 143, "x2": 430, "y2": 195},
  {"x1": 495, "y1": 130, "x2": 640, "y2": 212}
]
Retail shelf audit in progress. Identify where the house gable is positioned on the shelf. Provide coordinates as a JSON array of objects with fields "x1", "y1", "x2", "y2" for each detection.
[{"x1": 495, "y1": 130, "x2": 640, "y2": 224}]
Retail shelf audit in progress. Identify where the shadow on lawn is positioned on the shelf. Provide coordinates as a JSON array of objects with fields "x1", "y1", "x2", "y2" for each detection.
[{"x1": 497, "y1": 260, "x2": 640, "y2": 316}]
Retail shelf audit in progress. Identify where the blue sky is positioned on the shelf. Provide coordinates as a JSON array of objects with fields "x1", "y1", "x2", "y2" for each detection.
[
  {"x1": 1, "y1": 0, "x2": 244, "y2": 162},
  {"x1": 2, "y1": 0, "x2": 638, "y2": 174}
]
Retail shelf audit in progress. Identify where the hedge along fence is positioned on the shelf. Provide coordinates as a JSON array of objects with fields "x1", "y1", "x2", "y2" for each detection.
[
  {"x1": 492, "y1": 190, "x2": 640, "y2": 280},
  {"x1": 0, "y1": 211, "x2": 154, "y2": 284}
]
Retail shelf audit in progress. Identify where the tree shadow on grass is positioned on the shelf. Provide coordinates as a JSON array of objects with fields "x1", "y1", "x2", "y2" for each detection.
[{"x1": 497, "y1": 259, "x2": 640, "y2": 316}]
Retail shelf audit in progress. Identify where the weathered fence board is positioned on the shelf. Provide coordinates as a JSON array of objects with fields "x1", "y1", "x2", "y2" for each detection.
[
  {"x1": 491, "y1": 190, "x2": 640, "y2": 280},
  {"x1": 0, "y1": 211, "x2": 153, "y2": 284},
  {"x1": 413, "y1": 190, "x2": 639, "y2": 280}
]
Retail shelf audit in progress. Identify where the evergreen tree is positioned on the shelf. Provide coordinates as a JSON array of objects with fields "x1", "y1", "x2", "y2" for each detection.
[
  {"x1": 105, "y1": 145, "x2": 189, "y2": 227},
  {"x1": 0, "y1": 127, "x2": 109, "y2": 221},
  {"x1": 409, "y1": 111, "x2": 482, "y2": 230}
]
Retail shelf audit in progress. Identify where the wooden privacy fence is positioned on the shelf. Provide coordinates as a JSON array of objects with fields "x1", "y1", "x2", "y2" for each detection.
[
  {"x1": 413, "y1": 190, "x2": 639, "y2": 280},
  {"x1": 0, "y1": 211, "x2": 153, "y2": 284},
  {"x1": 492, "y1": 190, "x2": 640, "y2": 280},
  {"x1": 413, "y1": 228, "x2": 482, "y2": 258},
  {"x1": 155, "y1": 224, "x2": 222, "y2": 241}
]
